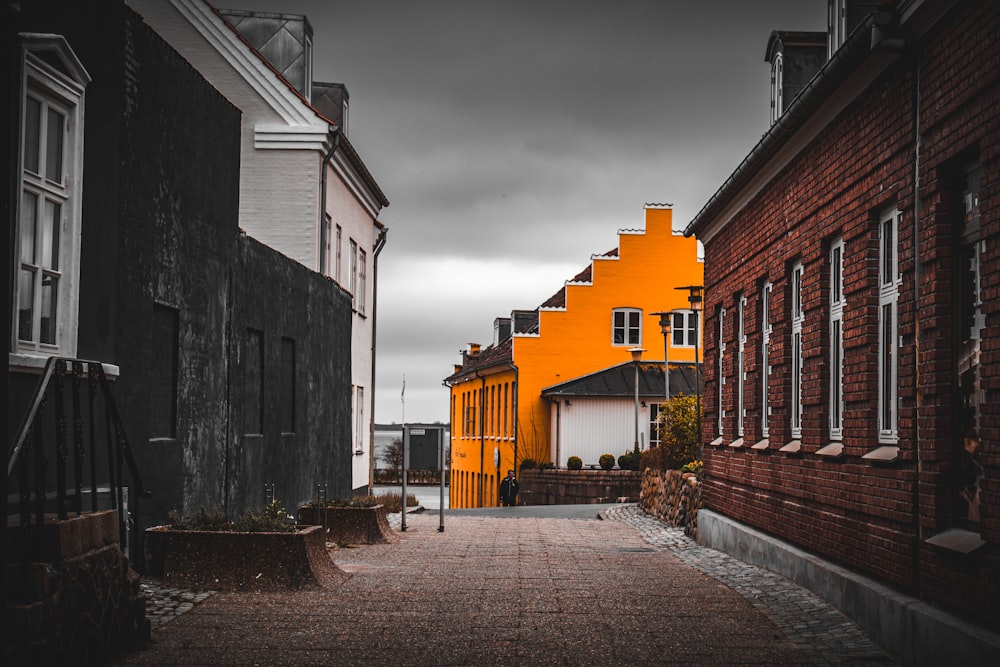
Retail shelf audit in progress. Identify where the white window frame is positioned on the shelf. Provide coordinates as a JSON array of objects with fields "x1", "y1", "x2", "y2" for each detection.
[
  {"x1": 828, "y1": 0, "x2": 847, "y2": 59},
  {"x1": 671, "y1": 310, "x2": 699, "y2": 348},
  {"x1": 335, "y1": 224, "x2": 342, "y2": 283},
  {"x1": 736, "y1": 296, "x2": 747, "y2": 437},
  {"x1": 878, "y1": 209, "x2": 900, "y2": 443},
  {"x1": 612, "y1": 308, "x2": 641, "y2": 346},
  {"x1": 770, "y1": 51, "x2": 784, "y2": 124},
  {"x1": 13, "y1": 37, "x2": 89, "y2": 363},
  {"x1": 791, "y1": 262, "x2": 804, "y2": 439},
  {"x1": 348, "y1": 238, "x2": 358, "y2": 302},
  {"x1": 356, "y1": 248, "x2": 367, "y2": 314},
  {"x1": 717, "y1": 308, "x2": 726, "y2": 437},
  {"x1": 829, "y1": 238, "x2": 845, "y2": 440},
  {"x1": 761, "y1": 281, "x2": 772, "y2": 438},
  {"x1": 355, "y1": 385, "x2": 365, "y2": 453}
]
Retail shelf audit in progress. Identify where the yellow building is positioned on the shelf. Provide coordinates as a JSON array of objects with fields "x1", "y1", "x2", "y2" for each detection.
[{"x1": 444, "y1": 206, "x2": 702, "y2": 508}]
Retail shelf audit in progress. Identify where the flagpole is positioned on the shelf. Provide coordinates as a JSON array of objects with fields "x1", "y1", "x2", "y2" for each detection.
[{"x1": 401, "y1": 375, "x2": 407, "y2": 532}]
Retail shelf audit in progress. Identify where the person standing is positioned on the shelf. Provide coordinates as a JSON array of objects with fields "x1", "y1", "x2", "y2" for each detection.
[{"x1": 499, "y1": 470, "x2": 519, "y2": 507}]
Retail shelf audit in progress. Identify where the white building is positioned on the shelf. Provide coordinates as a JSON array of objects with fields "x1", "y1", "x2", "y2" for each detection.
[{"x1": 129, "y1": 0, "x2": 389, "y2": 493}]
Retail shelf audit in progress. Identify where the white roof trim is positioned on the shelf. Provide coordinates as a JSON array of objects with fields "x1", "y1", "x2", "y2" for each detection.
[
  {"x1": 254, "y1": 122, "x2": 329, "y2": 150},
  {"x1": 170, "y1": 0, "x2": 316, "y2": 126}
]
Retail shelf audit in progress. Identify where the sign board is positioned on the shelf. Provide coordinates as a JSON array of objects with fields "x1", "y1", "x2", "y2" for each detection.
[{"x1": 404, "y1": 425, "x2": 445, "y2": 470}]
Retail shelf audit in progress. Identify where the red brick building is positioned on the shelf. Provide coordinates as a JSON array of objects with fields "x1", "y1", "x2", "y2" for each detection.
[{"x1": 686, "y1": 0, "x2": 1000, "y2": 657}]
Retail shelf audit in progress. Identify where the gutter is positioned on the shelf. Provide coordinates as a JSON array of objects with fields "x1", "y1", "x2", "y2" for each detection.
[
  {"x1": 318, "y1": 127, "x2": 341, "y2": 273},
  {"x1": 368, "y1": 223, "x2": 387, "y2": 491}
]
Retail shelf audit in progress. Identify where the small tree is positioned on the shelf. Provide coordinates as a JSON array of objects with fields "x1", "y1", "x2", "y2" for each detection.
[
  {"x1": 567, "y1": 456, "x2": 583, "y2": 470},
  {"x1": 385, "y1": 438, "x2": 403, "y2": 473},
  {"x1": 655, "y1": 394, "x2": 700, "y2": 469}
]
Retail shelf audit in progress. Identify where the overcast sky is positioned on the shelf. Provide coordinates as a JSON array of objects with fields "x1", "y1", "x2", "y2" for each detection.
[{"x1": 223, "y1": 0, "x2": 826, "y2": 424}]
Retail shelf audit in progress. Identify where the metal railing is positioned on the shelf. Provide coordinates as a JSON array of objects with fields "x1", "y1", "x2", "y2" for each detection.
[{"x1": 7, "y1": 357, "x2": 149, "y2": 562}]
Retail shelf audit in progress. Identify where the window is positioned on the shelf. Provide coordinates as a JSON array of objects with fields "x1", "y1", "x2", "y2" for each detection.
[
  {"x1": 356, "y1": 248, "x2": 367, "y2": 313},
  {"x1": 829, "y1": 238, "x2": 845, "y2": 440},
  {"x1": 956, "y1": 162, "x2": 984, "y2": 525},
  {"x1": 355, "y1": 386, "x2": 365, "y2": 453},
  {"x1": 717, "y1": 308, "x2": 726, "y2": 437},
  {"x1": 15, "y1": 37, "x2": 89, "y2": 359},
  {"x1": 281, "y1": 337, "x2": 296, "y2": 433},
  {"x1": 649, "y1": 403, "x2": 664, "y2": 447},
  {"x1": 335, "y1": 225, "x2": 342, "y2": 283},
  {"x1": 736, "y1": 296, "x2": 746, "y2": 438},
  {"x1": 671, "y1": 310, "x2": 699, "y2": 347},
  {"x1": 878, "y1": 210, "x2": 900, "y2": 442},
  {"x1": 612, "y1": 308, "x2": 641, "y2": 346},
  {"x1": 244, "y1": 328, "x2": 264, "y2": 435},
  {"x1": 761, "y1": 281, "x2": 772, "y2": 438},
  {"x1": 828, "y1": 0, "x2": 847, "y2": 58},
  {"x1": 150, "y1": 305, "x2": 179, "y2": 439},
  {"x1": 770, "y1": 51, "x2": 784, "y2": 124},
  {"x1": 791, "y1": 262, "x2": 804, "y2": 438},
  {"x1": 349, "y1": 239, "x2": 358, "y2": 299},
  {"x1": 464, "y1": 400, "x2": 476, "y2": 436}
]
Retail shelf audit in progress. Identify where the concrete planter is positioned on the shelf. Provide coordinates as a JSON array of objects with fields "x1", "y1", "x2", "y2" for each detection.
[
  {"x1": 143, "y1": 524, "x2": 346, "y2": 591},
  {"x1": 296, "y1": 505, "x2": 398, "y2": 545}
]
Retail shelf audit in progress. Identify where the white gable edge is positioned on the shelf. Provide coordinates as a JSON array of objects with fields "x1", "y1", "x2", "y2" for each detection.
[{"x1": 171, "y1": 0, "x2": 314, "y2": 126}]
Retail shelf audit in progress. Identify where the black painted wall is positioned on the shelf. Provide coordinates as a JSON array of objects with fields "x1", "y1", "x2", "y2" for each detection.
[{"x1": 9, "y1": 1, "x2": 354, "y2": 535}]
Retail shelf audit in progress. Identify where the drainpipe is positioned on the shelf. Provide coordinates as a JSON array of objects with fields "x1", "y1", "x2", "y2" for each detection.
[
  {"x1": 910, "y1": 52, "x2": 923, "y2": 596},
  {"x1": 318, "y1": 127, "x2": 341, "y2": 274},
  {"x1": 368, "y1": 224, "x2": 387, "y2": 492}
]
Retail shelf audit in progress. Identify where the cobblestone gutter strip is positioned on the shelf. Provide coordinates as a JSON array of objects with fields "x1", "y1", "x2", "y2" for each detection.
[{"x1": 605, "y1": 504, "x2": 896, "y2": 667}]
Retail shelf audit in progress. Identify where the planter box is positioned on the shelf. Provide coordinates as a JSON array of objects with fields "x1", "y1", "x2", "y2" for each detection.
[
  {"x1": 296, "y1": 505, "x2": 398, "y2": 545},
  {"x1": 144, "y1": 524, "x2": 346, "y2": 591}
]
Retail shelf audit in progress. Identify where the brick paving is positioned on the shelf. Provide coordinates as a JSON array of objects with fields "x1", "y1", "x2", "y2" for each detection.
[
  {"x1": 603, "y1": 505, "x2": 895, "y2": 665},
  {"x1": 125, "y1": 506, "x2": 894, "y2": 666}
]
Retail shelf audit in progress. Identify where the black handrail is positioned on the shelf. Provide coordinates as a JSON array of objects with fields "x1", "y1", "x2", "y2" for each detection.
[{"x1": 7, "y1": 357, "x2": 150, "y2": 560}]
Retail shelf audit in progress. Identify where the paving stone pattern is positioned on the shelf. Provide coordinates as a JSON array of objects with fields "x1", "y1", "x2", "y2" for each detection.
[
  {"x1": 604, "y1": 505, "x2": 895, "y2": 666},
  {"x1": 132, "y1": 506, "x2": 895, "y2": 666}
]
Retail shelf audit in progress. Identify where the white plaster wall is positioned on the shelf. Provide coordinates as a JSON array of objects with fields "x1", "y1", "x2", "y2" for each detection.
[{"x1": 550, "y1": 397, "x2": 650, "y2": 467}]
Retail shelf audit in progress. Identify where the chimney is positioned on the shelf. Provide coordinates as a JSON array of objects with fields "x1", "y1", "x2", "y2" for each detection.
[
  {"x1": 468, "y1": 343, "x2": 481, "y2": 358},
  {"x1": 312, "y1": 82, "x2": 349, "y2": 135},
  {"x1": 494, "y1": 317, "x2": 511, "y2": 345}
]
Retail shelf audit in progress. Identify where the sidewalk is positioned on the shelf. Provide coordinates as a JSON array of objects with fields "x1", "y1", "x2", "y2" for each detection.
[{"x1": 122, "y1": 507, "x2": 893, "y2": 666}]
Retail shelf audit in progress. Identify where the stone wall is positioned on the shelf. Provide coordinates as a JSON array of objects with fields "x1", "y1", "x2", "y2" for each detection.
[
  {"x1": 639, "y1": 469, "x2": 702, "y2": 538},
  {"x1": 518, "y1": 469, "x2": 641, "y2": 505}
]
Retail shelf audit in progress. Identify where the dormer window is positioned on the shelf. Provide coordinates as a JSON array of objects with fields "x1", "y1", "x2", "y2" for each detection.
[{"x1": 770, "y1": 51, "x2": 784, "y2": 124}]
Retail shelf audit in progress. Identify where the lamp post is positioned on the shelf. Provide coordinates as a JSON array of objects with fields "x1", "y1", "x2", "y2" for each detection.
[
  {"x1": 650, "y1": 312, "x2": 672, "y2": 420},
  {"x1": 629, "y1": 347, "x2": 645, "y2": 450},
  {"x1": 675, "y1": 285, "x2": 703, "y2": 456}
]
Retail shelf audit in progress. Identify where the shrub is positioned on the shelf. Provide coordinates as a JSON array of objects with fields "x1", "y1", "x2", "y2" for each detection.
[
  {"x1": 371, "y1": 492, "x2": 418, "y2": 513},
  {"x1": 618, "y1": 444, "x2": 642, "y2": 471},
  {"x1": 599, "y1": 453, "x2": 616, "y2": 470},
  {"x1": 538, "y1": 461, "x2": 555, "y2": 470},
  {"x1": 168, "y1": 500, "x2": 295, "y2": 533},
  {"x1": 567, "y1": 456, "x2": 583, "y2": 470},
  {"x1": 639, "y1": 446, "x2": 669, "y2": 472},
  {"x1": 655, "y1": 394, "x2": 701, "y2": 469},
  {"x1": 520, "y1": 458, "x2": 538, "y2": 471}
]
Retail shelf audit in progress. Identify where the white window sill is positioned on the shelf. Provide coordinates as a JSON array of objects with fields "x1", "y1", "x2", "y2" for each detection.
[
  {"x1": 925, "y1": 528, "x2": 985, "y2": 554},
  {"x1": 9, "y1": 353, "x2": 120, "y2": 380}
]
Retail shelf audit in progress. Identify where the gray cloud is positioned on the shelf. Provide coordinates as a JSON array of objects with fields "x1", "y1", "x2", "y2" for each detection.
[{"x1": 223, "y1": 0, "x2": 826, "y2": 421}]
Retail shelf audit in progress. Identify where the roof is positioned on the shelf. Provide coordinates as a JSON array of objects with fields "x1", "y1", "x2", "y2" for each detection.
[
  {"x1": 442, "y1": 337, "x2": 513, "y2": 385},
  {"x1": 210, "y1": 2, "x2": 389, "y2": 208},
  {"x1": 541, "y1": 362, "x2": 699, "y2": 399},
  {"x1": 684, "y1": 13, "x2": 880, "y2": 240},
  {"x1": 539, "y1": 248, "x2": 617, "y2": 309}
]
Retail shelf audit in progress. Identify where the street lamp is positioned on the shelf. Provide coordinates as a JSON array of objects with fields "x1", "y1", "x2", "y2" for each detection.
[
  {"x1": 650, "y1": 312, "x2": 672, "y2": 405},
  {"x1": 675, "y1": 285, "x2": 704, "y2": 456},
  {"x1": 629, "y1": 347, "x2": 645, "y2": 450}
]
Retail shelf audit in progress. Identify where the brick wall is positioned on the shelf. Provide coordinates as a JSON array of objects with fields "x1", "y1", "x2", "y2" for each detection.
[{"x1": 696, "y1": 1, "x2": 999, "y2": 628}]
